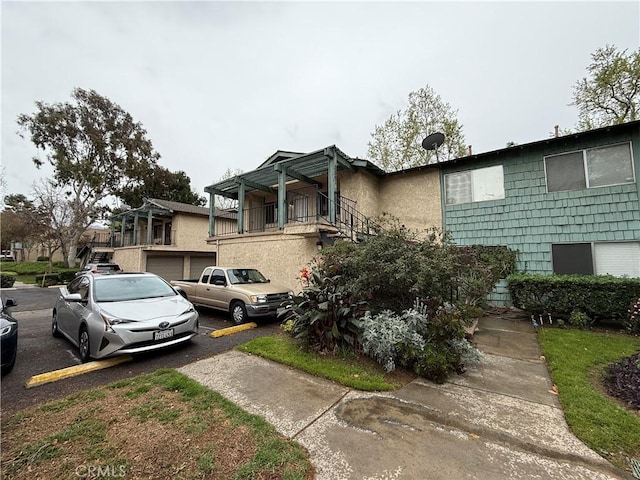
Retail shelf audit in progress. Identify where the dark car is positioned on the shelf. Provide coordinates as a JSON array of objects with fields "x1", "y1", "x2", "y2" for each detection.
[
  {"x1": 75, "y1": 263, "x2": 123, "y2": 276},
  {"x1": 1, "y1": 298, "x2": 18, "y2": 375}
]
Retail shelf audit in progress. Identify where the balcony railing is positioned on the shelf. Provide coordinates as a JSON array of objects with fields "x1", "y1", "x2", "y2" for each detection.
[{"x1": 213, "y1": 188, "x2": 376, "y2": 241}]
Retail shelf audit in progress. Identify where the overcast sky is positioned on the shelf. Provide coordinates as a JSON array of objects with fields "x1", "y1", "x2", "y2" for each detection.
[{"x1": 2, "y1": 1, "x2": 639, "y2": 207}]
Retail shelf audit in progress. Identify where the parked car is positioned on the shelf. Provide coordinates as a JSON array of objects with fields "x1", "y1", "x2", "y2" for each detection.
[
  {"x1": 53, "y1": 272, "x2": 198, "y2": 362},
  {"x1": 1, "y1": 298, "x2": 18, "y2": 375},
  {"x1": 75, "y1": 263, "x2": 122, "y2": 276},
  {"x1": 171, "y1": 267, "x2": 293, "y2": 324}
]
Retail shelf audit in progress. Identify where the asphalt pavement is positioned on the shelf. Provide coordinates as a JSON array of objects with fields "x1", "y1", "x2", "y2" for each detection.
[{"x1": 179, "y1": 312, "x2": 634, "y2": 480}]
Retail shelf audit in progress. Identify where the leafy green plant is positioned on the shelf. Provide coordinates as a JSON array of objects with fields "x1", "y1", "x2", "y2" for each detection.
[
  {"x1": 284, "y1": 269, "x2": 368, "y2": 353},
  {"x1": 508, "y1": 273, "x2": 640, "y2": 325},
  {"x1": 568, "y1": 310, "x2": 591, "y2": 329}
]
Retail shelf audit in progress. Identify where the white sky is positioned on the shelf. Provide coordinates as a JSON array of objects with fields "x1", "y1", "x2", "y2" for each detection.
[{"x1": 2, "y1": 1, "x2": 639, "y2": 207}]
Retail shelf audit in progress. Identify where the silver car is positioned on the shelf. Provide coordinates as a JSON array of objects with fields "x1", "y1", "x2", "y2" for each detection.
[{"x1": 53, "y1": 272, "x2": 198, "y2": 362}]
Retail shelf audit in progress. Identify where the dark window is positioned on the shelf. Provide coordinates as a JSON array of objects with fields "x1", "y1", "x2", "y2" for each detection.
[
  {"x1": 551, "y1": 244, "x2": 593, "y2": 275},
  {"x1": 211, "y1": 269, "x2": 225, "y2": 285},
  {"x1": 545, "y1": 143, "x2": 634, "y2": 193},
  {"x1": 545, "y1": 152, "x2": 586, "y2": 193},
  {"x1": 201, "y1": 267, "x2": 212, "y2": 284}
]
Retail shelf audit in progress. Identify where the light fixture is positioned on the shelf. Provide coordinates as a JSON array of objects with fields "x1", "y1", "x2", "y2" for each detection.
[{"x1": 316, "y1": 240, "x2": 323, "y2": 251}]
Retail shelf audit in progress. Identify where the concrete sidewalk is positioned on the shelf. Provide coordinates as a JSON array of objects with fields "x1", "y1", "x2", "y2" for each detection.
[{"x1": 178, "y1": 313, "x2": 632, "y2": 480}]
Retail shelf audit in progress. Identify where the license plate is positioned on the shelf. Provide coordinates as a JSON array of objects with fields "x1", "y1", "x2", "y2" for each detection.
[{"x1": 154, "y1": 328, "x2": 174, "y2": 341}]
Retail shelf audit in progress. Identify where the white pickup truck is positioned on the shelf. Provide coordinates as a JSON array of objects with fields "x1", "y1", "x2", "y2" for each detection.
[{"x1": 171, "y1": 267, "x2": 293, "y2": 324}]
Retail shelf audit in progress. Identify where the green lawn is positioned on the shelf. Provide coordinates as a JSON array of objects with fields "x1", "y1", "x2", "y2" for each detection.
[
  {"x1": 238, "y1": 335, "x2": 412, "y2": 391},
  {"x1": 538, "y1": 328, "x2": 640, "y2": 470}
]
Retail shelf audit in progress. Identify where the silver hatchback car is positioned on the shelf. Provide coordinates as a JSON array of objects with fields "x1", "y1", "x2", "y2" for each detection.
[{"x1": 53, "y1": 272, "x2": 198, "y2": 362}]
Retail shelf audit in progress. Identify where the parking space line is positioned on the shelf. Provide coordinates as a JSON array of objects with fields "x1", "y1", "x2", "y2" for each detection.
[
  {"x1": 25, "y1": 355, "x2": 133, "y2": 389},
  {"x1": 210, "y1": 322, "x2": 257, "y2": 338}
]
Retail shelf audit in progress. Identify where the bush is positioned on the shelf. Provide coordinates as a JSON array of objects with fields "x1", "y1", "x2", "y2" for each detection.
[
  {"x1": 508, "y1": 274, "x2": 640, "y2": 325},
  {"x1": 603, "y1": 351, "x2": 640, "y2": 409},
  {"x1": 35, "y1": 274, "x2": 60, "y2": 287},
  {"x1": 36, "y1": 256, "x2": 49, "y2": 262},
  {"x1": 283, "y1": 269, "x2": 368, "y2": 353},
  {"x1": 0, "y1": 273, "x2": 16, "y2": 288},
  {"x1": 58, "y1": 270, "x2": 78, "y2": 283},
  {"x1": 568, "y1": 310, "x2": 592, "y2": 329},
  {"x1": 360, "y1": 299, "x2": 481, "y2": 383}
]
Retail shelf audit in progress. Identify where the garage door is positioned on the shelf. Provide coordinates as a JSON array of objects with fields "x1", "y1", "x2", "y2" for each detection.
[
  {"x1": 146, "y1": 256, "x2": 184, "y2": 281},
  {"x1": 190, "y1": 255, "x2": 216, "y2": 279}
]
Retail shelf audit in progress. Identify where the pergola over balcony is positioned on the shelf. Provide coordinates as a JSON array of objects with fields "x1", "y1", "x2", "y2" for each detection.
[{"x1": 204, "y1": 145, "x2": 383, "y2": 236}]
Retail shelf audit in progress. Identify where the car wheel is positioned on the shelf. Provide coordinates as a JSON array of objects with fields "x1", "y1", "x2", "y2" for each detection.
[
  {"x1": 52, "y1": 311, "x2": 62, "y2": 338},
  {"x1": 231, "y1": 302, "x2": 247, "y2": 325},
  {"x1": 78, "y1": 326, "x2": 91, "y2": 363}
]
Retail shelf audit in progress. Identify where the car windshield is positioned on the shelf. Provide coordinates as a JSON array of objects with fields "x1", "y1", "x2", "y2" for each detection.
[
  {"x1": 228, "y1": 269, "x2": 268, "y2": 285},
  {"x1": 94, "y1": 276, "x2": 177, "y2": 302}
]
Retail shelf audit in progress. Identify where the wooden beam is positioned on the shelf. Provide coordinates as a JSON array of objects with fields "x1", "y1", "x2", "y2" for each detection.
[
  {"x1": 234, "y1": 177, "x2": 276, "y2": 194},
  {"x1": 274, "y1": 163, "x2": 322, "y2": 188}
]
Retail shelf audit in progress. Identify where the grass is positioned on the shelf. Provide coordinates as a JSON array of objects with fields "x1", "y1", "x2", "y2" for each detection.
[
  {"x1": 237, "y1": 334, "x2": 413, "y2": 391},
  {"x1": 1, "y1": 369, "x2": 312, "y2": 480},
  {"x1": 538, "y1": 328, "x2": 640, "y2": 470}
]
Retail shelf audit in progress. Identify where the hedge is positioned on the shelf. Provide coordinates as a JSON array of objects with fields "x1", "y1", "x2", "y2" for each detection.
[
  {"x1": 507, "y1": 273, "x2": 640, "y2": 323},
  {"x1": 1, "y1": 273, "x2": 15, "y2": 288}
]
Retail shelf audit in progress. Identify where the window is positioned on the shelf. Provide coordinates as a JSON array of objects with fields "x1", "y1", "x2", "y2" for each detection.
[
  {"x1": 551, "y1": 242, "x2": 640, "y2": 277},
  {"x1": 211, "y1": 269, "x2": 226, "y2": 285},
  {"x1": 445, "y1": 165, "x2": 505, "y2": 205},
  {"x1": 545, "y1": 143, "x2": 634, "y2": 193}
]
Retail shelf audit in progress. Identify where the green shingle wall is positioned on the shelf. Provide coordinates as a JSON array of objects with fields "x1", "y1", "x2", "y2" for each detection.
[{"x1": 443, "y1": 128, "x2": 640, "y2": 281}]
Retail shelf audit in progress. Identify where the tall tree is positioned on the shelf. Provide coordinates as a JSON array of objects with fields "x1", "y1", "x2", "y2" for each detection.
[
  {"x1": 572, "y1": 45, "x2": 640, "y2": 131},
  {"x1": 367, "y1": 85, "x2": 467, "y2": 171},
  {"x1": 0, "y1": 194, "x2": 39, "y2": 252},
  {"x1": 17, "y1": 88, "x2": 160, "y2": 267},
  {"x1": 116, "y1": 166, "x2": 206, "y2": 208}
]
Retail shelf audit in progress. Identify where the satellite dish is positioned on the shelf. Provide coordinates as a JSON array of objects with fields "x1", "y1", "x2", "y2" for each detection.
[{"x1": 421, "y1": 132, "x2": 445, "y2": 151}]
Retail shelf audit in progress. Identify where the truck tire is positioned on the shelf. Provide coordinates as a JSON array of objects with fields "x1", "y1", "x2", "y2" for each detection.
[{"x1": 231, "y1": 301, "x2": 247, "y2": 325}]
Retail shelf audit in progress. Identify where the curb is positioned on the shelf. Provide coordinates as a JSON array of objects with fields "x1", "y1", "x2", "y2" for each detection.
[{"x1": 210, "y1": 322, "x2": 258, "y2": 338}]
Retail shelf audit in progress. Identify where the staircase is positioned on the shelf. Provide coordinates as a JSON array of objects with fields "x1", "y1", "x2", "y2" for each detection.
[{"x1": 317, "y1": 192, "x2": 378, "y2": 244}]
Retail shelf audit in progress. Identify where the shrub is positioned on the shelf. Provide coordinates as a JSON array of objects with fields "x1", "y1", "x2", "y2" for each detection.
[
  {"x1": 360, "y1": 299, "x2": 481, "y2": 383},
  {"x1": 57, "y1": 270, "x2": 78, "y2": 283},
  {"x1": 453, "y1": 245, "x2": 518, "y2": 307},
  {"x1": 508, "y1": 274, "x2": 640, "y2": 325},
  {"x1": 0, "y1": 273, "x2": 16, "y2": 288},
  {"x1": 603, "y1": 351, "x2": 640, "y2": 409},
  {"x1": 35, "y1": 274, "x2": 60, "y2": 287},
  {"x1": 36, "y1": 256, "x2": 49, "y2": 262},
  {"x1": 283, "y1": 269, "x2": 368, "y2": 353},
  {"x1": 568, "y1": 310, "x2": 592, "y2": 329}
]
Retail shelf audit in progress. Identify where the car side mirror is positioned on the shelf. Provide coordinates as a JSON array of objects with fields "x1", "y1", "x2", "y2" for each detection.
[
  {"x1": 3, "y1": 298, "x2": 17, "y2": 308},
  {"x1": 63, "y1": 293, "x2": 83, "y2": 302}
]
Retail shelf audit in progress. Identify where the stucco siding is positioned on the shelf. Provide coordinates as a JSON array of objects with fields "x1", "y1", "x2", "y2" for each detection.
[
  {"x1": 217, "y1": 232, "x2": 319, "y2": 293},
  {"x1": 443, "y1": 128, "x2": 640, "y2": 274},
  {"x1": 379, "y1": 169, "x2": 442, "y2": 233},
  {"x1": 339, "y1": 170, "x2": 380, "y2": 218},
  {"x1": 173, "y1": 214, "x2": 216, "y2": 250},
  {"x1": 112, "y1": 247, "x2": 144, "y2": 273}
]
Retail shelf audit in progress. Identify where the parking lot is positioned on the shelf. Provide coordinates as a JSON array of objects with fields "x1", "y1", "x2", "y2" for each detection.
[{"x1": 1, "y1": 285, "x2": 280, "y2": 413}]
